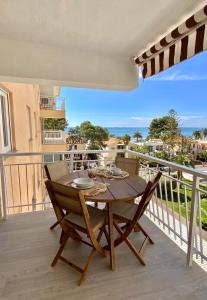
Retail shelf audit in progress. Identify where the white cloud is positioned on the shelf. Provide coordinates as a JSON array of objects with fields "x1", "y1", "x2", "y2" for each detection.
[
  {"x1": 151, "y1": 71, "x2": 207, "y2": 81},
  {"x1": 179, "y1": 115, "x2": 203, "y2": 120}
]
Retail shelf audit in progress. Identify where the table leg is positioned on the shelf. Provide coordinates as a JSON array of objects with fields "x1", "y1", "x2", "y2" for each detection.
[{"x1": 107, "y1": 202, "x2": 115, "y2": 271}]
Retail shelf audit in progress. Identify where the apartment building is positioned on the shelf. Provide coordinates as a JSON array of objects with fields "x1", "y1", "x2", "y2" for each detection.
[
  {"x1": 101, "y1": 137, "x2": 126, "y2": 164},
  {"x1": 0, "y1": 82, "x2": 66, "y2": 214}
]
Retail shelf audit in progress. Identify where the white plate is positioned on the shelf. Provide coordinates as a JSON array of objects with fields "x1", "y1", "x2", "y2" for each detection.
[
  {"x1": 73, "y1": 177, "x2": 93, "y2": 188},
  {"x1": 71, "y1": 182, "x2": 95, "y2": 190}
]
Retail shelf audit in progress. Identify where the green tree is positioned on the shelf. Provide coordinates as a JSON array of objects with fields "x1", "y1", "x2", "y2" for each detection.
[
  {"x1": 154, "y1": 151, "x2": 169, "y2": 160},
  {"x1": 79, "y1": 121, "x2": 109, "y2": 149},
  {"x1": 199, "y1": 150, "x2": 207, "y2": 162},
  {"x1": 68, "y1": 126, "x2": 80, "y2": 136},
  {"x1": 130, "y1": 144, "x2": 150, "y2": 154},
  {"x1": 172, "y1": 154, "x2": 193, "y2": 180},
  {"x1": 148, "y1": 109, "x2": 180, "y2": 154},
  {"x1": 122, "y1": 134, "x2": 131, "y2": 146},
  {"x1": 193, "y1": 130, "x2": 202, "y2": 139},
  {"x1": 43, "y1": 118, "x2": 68, "y2": 130},
  {"x1": 133, "y1": 131, "x2": 142, "y2": 142},
  {"x1": 203, "y1": 128, "x2": 207, "y2": 139},
  {"x1": 178, "y1": 135, "x2": 192, "y2": 154}
]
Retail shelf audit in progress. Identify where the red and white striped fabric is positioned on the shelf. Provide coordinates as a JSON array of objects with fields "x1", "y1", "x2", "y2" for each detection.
[{"x1": 134, "y1": 5, "x2": 207, "y2": 79}]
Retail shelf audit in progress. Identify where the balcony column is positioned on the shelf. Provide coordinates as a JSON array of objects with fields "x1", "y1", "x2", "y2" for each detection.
[
  {"x1": 0, "y1": 156, "x2": 8, "y2": 220},
  {"x1": 186, "y1": 175, "x2": 199, "y2": 267},
  {"x1": 69, "y1": 153, "x2": 74, "y2": 173}
]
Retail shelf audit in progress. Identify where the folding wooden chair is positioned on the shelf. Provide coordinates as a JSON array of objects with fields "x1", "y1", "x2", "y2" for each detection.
[
  {"x1": 115, "y1": 157, "x2": 139, "y2": 175},
  {"x1": 111, "y1": 172, "x2": 162, "y2": 266},
  {"x1": 45, "y1": 161, "x2": 72, "y2": 230},
  {"x1": 45, "y1": 161, "x2": 71, "y2": 184},
  {"x1": 45, "y1": 180, "x2": 107, "y2": 285}
]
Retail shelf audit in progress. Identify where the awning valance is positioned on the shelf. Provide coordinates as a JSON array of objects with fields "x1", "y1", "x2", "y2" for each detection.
[{"x1": 134, "y1": 5, "x2": 207, "y2": 79}]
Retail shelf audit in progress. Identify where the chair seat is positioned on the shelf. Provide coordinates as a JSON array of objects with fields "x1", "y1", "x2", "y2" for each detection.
[
  {"x1": 64, "y1": 206, "x2": 106, "y2": 232},
  {"x1": 112, "y1": 202, "x2": 138, "y2": 221}
]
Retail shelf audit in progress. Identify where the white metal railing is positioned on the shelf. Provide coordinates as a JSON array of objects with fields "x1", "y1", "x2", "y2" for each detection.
[
  {"x1": 127, "y1": 149, "x2": 207, "y2": 270},
  {"x1": 42, "y1": 130, "x2": 65, "y2": 144},
  {"x1": 0, "y1": 149, "x2": 207, "y2": 270},
  {"x1": 40, "y1": 96, "x2": 65, "y2": 111}
]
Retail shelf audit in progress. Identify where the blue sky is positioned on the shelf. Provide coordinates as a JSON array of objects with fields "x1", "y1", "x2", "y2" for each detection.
[{"x1": 61, "y1": 51, "x2": 207, "y2": 128}]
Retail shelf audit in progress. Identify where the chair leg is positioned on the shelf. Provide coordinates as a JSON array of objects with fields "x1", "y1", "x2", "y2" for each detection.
[
  {"x1": 78, "y1": 228, "x2": 104, "y2": 285},
  {"x1": 134, "y1": 223, "x2": 141, "y2": 232},
  {"x1": 50, "y1": 220, "x2": 60, "y2": 230},
  {"x1": 137, "y1": 222, "x2": 154, "y2": 244},
  {"x1": 113, "y1": 222, "x2": 146, "y2": 266},
  {"x1": 51, "y1": 234, "x2": 69, "y2": 267},
  {"x1": 103, "y1": 227, "x2": 109, "y2": 244}
]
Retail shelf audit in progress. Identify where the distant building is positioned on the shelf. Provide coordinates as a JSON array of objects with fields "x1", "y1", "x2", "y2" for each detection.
[
  {"x1": 101, "y1": 137, "x2": 126, "y2": 164},
  {"x1": 190, "y1": 140, "x2": 207, "y2": 159},
  {"x1": 132, "y1": 139, "x2": 164, "y2": 153},
  {"x1": 65, "y1": 135, "x2": 87, "y2": 169}
]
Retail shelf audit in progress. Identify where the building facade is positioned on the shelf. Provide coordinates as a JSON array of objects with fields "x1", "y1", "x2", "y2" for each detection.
[{"x1": 0, "y1": 82, "x2": 66, "y2": 214}]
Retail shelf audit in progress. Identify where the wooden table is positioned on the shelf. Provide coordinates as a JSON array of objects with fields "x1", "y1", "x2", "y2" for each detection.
[{"x1": 71, "y1": 170, "x2": 147, "y2": 271}]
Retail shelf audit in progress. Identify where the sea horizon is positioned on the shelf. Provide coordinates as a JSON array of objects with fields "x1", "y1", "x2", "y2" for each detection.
[{"x1": 67, "y1": 126, "x2": 205, "y2": 138}]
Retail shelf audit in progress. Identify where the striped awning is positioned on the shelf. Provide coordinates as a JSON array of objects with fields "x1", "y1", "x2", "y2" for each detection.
[{"x1": 134, "y1": 5, "x2": 207, "y2": 79}]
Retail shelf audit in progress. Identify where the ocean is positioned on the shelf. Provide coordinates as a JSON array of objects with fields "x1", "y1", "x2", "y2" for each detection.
[{"x1": 106, "y1": 127, "x2": 205, "y2": 138}]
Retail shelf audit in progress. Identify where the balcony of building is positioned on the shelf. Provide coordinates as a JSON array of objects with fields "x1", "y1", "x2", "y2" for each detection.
[
  {"x1": 41, "y1": 130, "x2": 66, "y2": 152},
  {"x1": 40, "y1": 97, "x2": 65, "y2": 119},
  {"x1": 1, "y1": 149, "x2": 207, "y2": 299}
]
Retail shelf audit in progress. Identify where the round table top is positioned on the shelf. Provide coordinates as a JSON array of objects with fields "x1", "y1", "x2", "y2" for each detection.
[{"x1": 71, "y1": 170, "x2": 147, "y2": 203}]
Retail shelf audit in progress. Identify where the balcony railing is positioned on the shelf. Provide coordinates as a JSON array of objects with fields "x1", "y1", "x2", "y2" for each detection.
[
  {"x1": 0, "y1": 149, "x2": 207, "y2": 270},
  {"x1": 42, "y1": 130, "x2": 65, "y2": 144},
  {"x1": 40, "y1": 97, "x2": 65, "y2": 111}
]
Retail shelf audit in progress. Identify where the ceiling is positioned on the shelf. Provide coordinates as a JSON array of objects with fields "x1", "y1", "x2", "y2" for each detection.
[{"x1": 0, "y1": 0, "x2": 206, "y2": 90}]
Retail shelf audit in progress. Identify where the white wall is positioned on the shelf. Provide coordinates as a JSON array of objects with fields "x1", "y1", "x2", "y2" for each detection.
[{"x1": 0, "y1": 38, "x2": 138, "y2": 91}]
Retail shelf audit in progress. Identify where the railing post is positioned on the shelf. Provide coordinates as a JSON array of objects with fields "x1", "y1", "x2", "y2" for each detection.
[
  {"x1": 186, "y1": 175, "x2": 199, "y2": 267},
  {"x1": 70, "y1": 153, "x2": 74, "y2": 172},
  {"x1": 0, "y1": 156, "x2": 8, "y2": 220},
  {"x1": 125, "y1": 147, "x2": 128, "y2": 158}
]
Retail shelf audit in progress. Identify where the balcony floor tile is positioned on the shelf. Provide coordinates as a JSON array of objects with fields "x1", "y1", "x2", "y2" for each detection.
[{"x1": 0, "y1": 210, "x2": 207, "y2": 300}]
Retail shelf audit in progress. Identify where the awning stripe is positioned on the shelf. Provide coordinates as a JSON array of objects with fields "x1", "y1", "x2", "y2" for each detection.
[
  {"x1": 134, "y1": 5, "x2": 207, "y2": 64},
  {"x1": 134, "y1": 5, "x2": 207, "y2": 78},
  {"x1": 195, "y1": 24, "x2": 205, "y2": 53}
]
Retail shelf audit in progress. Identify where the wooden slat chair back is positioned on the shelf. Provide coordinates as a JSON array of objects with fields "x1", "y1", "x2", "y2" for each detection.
[
  {"x1": 45, "y1": 180, "x2": 107, "y2": 285},
  {"x1": 45, "y1": 161, "x2": 72, "y2": 230},
  {"x1": 135, "y1": 172, "x2": 162, "y2": 221},
  {"x1": 45, "y1": 161, "x2": 71, "y2": 183},
  {"x1": 115, "y1": 157, "x2": 139, "y2": 175},
  {"x1": 112, "y1": 172, "x2": 162, "y2": 266}
]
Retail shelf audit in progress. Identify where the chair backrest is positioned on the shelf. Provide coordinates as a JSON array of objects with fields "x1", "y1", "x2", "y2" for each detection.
[
  {"x1": 115, "y1": 157, "x2": 139, "y2": 176},
  {"x1": 45, "y1": 180, "x2": 104, "y2": 254},
  {"x1": 116, "y1": 172, "x2": 162, "y2": 242},
  {"x1": 136, "y1": 172, "x2": 162, "y2": 220},
  {"x1": 45, "y1": 161, "x2": 71, "y2": 184}
]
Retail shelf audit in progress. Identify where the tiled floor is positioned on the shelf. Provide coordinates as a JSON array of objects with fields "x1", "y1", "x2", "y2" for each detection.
[{"x1": 0, "y1": 210, "x2": 207, "y2": 300}]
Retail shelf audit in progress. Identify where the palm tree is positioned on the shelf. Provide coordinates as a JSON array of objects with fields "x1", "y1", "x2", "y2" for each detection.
[
  {"x1": 122, "y1": 134, "x2": 131, "y2": 146},
  {"x1": 203, "y1": 128, "x2": 207, "y2": 139},
  {"x1": 133, "y1": 131, "x2": 142, "y2": 142},
  {"x1": 192, "y1": 130, "x2": 202, "y2": 139}
]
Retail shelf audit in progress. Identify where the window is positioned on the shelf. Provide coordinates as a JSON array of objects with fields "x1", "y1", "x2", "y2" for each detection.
[
  {"x1": 0, "y1": 90, "x2": 11, "y2": 152},
  {"x1": 27, "y1": 106, "x2": 33, "y2": 141}
]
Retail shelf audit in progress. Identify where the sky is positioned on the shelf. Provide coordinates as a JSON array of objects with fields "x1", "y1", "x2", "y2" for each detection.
[{"x1": 60, "y1": 51, "x2": 207, "y2": 128}]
